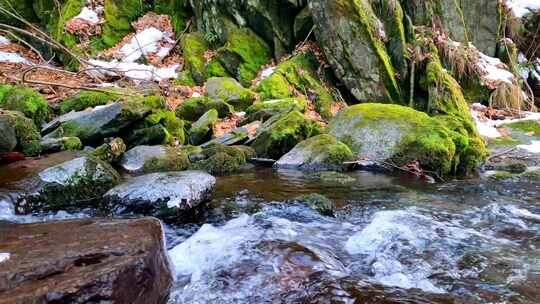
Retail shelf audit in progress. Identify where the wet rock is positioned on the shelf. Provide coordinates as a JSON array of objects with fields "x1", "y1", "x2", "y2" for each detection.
[
  {"x1": 119, "y1": 145, "x2": 190, "y2": 175},
  {"x1": 39, "y1": 137, "x2": 82, "y2": 153},
  {"x1": 89, "y1": 138, "x2": 126, "y2": 163},
  {"x1": 0, "y1": 118, "x2": 16, "y2": 153},
  {"x1": 0, "y1": 110, "x2": 41, "y2": 156},
  {"x1": 484, "y1": 160, "x2": 528, "y2": 174},
  {"x1": 275, "y1": 134, "x2": 353, "y2": 172},
  {"x1": 188, "y1": 109, "x2": 219, "y2": 145},
  {"x1": 175, "y1": 97, "x2": 234, "y2": 121},
  {"x1": 191, "y1": 144, "x2": 256, "y2": 175},
  {"x1": 294, "y1": 193, "x2": 335, "y2": 216},
  {"x1": 43, "y1": 101, "x2": 150, "y2": 145},
  {"x1": 205, "y1": 77, "x2": 256, "y2": 111},
  {"x1": 104, "y1": 171, "x2": 216, "y2": 222},
  {"x1": 0, "y1": 218, "x2": 172, "y2": 303},
  {"x1": 11, "y1": 156, "x2": 121, "y2": 214},
  {"x1": 251, "y1": 110, "x2": 321, "y2": 160}
]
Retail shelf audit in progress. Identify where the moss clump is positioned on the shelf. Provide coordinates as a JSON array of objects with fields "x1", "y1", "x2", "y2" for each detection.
[
  {"x1": 204, "y1": 77, "x2": 256, "y2": 111},
  {"x1": 58, "y1": 91, "x2": 118, "y2": 114},
  {"x1": 40, "y1": 136, "x2": 82, "y2": 153},
  {"x1": 101, "y1": 0, "x2": 144, "y2": 47},
  {"x1": 190, "y1": 144, "x2": 255, "y2": 175},
  {"x1": 175, "y1": 97, "x2": 234, "y2": 121},
  {"x1": 142, "y1": 110, "x2": 186, "y2": 145},
  {"x1": 181, "y1": 32, "x2": 210, "y2": 85},
  {"x1": 505, "y1": 120, "x2": 540, "y2": 138},
  {"x1": 488, "y1": 136, "x2": 521, "y2": 147},
  {"x1": 295, "y1": 193, "x2": 335, "y2": 217},
  {"x1": 175, "y1": 70, "x2": 197, "y2": 87},
  {"x1": 215, "y1": 21, "x2": 271, "y2": 87},
  {"x1": 251, "y1": 110, "x2": 322, "y2": 159},
  {"x1": 206, "y1": 59, "x2": 230, "y2": 78},
  {"x1": 90, "y1": 138, "x2": 126, "y2": 163},
  {"x1": 0, "y1": 110, "x2": 42, "y2": 156},
  {"x1": 188, "y1": 109, "x2": 218, "y2": 145},
  {"x1": 0, "y1": 86, "x2": 50, "y2": 126},
  {"x1": 245, "y1": 98, "x2": 307, "y2": 122},
  {"x1": 142, "y1": 147, "x2": 191, "y2": 174},
  {"x1": 255, "y1": 52, "x2": 335, "y2": 120}
]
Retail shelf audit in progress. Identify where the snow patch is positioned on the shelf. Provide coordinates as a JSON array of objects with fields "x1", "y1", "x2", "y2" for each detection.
[
  {"x1": 0, "y1": 51, "x2": 30, "y2": 64},
  {"x1": 506, "y1": 0, "x2": 540, "y2": 18},
  {"x1": 88, "y1": 59, "x2": 179, "y2": 82},
  {"x1": 471, "y1": 103, "x2": 540, "y2": 138},
  {"x1": 260, "y1": 66, "x2": 276, "y2": 79},
  {"x1": 119, "y1": 27, "x2": 174, "y2": 62},
  {"x1": 477, "y1": 52, "x2": 515, "y2": 85},
  {"x1": 0, "y1": 253, "x2": 9, "y2": 264},
  {"x1": 518, "y1": 140, "x2": 540, "y2": 153},
  {"x1": 74, "y1": 7, "x2": 100, "y2": 24},
  {"x1": 0, "y1": 35, "x2": 9, "y2": 45}
]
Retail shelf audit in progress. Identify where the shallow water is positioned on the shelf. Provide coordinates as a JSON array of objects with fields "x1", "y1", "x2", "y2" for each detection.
[{"x1": 1, "y1": 167, "x2": 539, "y2": 303}]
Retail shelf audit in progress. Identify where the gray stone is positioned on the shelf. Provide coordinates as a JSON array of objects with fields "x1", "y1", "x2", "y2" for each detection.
[
  {"x1": 0, "y1": 118, "x2": 16, "y2": 152},
  {"x1": 119, "y1": 145, "x2": 168, "y2": 174}
]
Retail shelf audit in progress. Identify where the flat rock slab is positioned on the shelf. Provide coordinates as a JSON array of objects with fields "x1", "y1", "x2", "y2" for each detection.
[
  {"x1": 0, "y1": 218, "x2": 172, "y2": 304},
  {"x1": 119, "y1": 145, "x2": 168, "y2": 174},
  {"x1": 104, "y1": 171, "x2": 216, "y2": 222}
]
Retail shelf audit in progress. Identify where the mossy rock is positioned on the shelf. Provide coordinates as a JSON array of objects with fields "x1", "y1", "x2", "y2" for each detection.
[
  {"x1": 255, "y1": 52, "x2": 335, "y2": 120},
  {"x1": 204, "y1": 77, "x2": 256, "y2": 111},
  {"x1": 90, "y1": 138, "x2": 126, "y2": 163},
  {"x1": 190, "y1": 143, "x2": 255, "y2": 175},
  {"x1": 505, "y1": 120, "x2": 540, "y2": 138},
  {"x1": 181, "y1": 32, "x2": 210, "y2": 85},
  {"x1": 175, "y1": 97, "x2": 233, "y2": 121},
  {"x1": 175, "y1": 70, "x2": 197, "y2": 87},
  {"x1": 295, "y1": 193, "x2": 335, "y2": 217},
  {"x1": 143, "y1": 110, "x2": 186, "y2": 145},
  {"x1": 0, "y1": 0, "x2": 38, "y2": 25},
  {"x1": 188, "y1": 109, "x2": 218, "y2": 145},
  {"x1": 215, "y1": 21, "x2": 271, "y2": 87},
  {"x1": 101, "y1": 0, "x2": 145, "y2": 47},
  {"x1": 141, "y1": 147, "x2": 191, "y2": 174},
  {"x1": 0, "y1": 110, "x2": 42, "y2": 156},
  {"x1": 154, "y1": 0, "x2": 192, "y2": 34},
  {"x1": 275, "y1": 134, "x2": 353, "y2": 172},
  {"x1": 0, "y1": 85, "x2": 50, "y2": 126},
  {"x1": 40, "y1": 136, "x2": 82, "y2": 153},
  {"x1": 328, "y1": 103, "x2": 486, "y2": 176},
  {"x1": 58, "y1": 91, "x2": 119, "y2": 114},
  {"x1": 244, "y1": 98, "x2": 307, "y2": 122},
  {"x1": 488, "y1": 170, "x2": 540, "y2": 182},
  {"x1": 251, "y1": 110, "x2": 322, "y2": 160}
]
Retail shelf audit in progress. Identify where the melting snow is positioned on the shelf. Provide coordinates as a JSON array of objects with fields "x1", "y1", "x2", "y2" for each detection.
[
  {"x1": 517, "y1": 140, "x2": 540, "y2": 153},
  {"x1": 260, "y1": 66, "x2": 276, "y2": 79},
  {"x1": 471, "y1": 103, "x2": 540, "y2": 138},
  {"x1": 506, "y1": 0, "x2": 540, "y2": 18},
  {"x1": 74, "y1": 7, "x2": 100, "y2": 24},
  {"x1": 0, "y1": 253, "x2": 9, "y2": 264},
  {"x1": 88, "y1": 59, "x2": 179, "y2": 82},
  {"x1": 0, "y1": 35, "x2": 9, "y2": 45},
  {"x1": 0, "y1": 51, "x2": 30, "y2": 64},
  {"x1": 477, "y1": 52, "x2": 515, "y2": 84},
  {"x1": 119, "y1": 27, "x2": 174, "y2": 62}
]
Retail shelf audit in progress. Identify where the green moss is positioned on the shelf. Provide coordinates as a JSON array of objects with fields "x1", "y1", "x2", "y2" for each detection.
[
  {"x1": 284, "y1": 134, "x2": 353, "y2": 171},
  {"x1": 488, "y1": 137, "x2": 521, "y2": 147},
  {"x1": 90, "y1": 138, "x2": 126, "y2": 163},
  {"x1": 61, "y1": 137, "x2": 83, "y2": 150},
  {"x1": 142, "y1": 147, "x2": 191, "y2": 173},
  {"x1": 175, "y1": 97, "x2": 234, "y2": 121},
  {"x1": 206, "y1": 59, "x2": 230, "y2": 78},
  {"x1": 489, "y1": 170, "x2": 540, "y2": 181},
  {"x1": 245, "y1": 98, "x2": 307, "y2": 122},
  {"x1": 154, "y1": 0, "x2": 192, "y2": 34},
  {"x1": 59, "y1": 91, "x2": 119, "y2": 114},
  {"x1": 189, "y1": 144, "x2": 255, "y2": 175},
  {"x1": 505, "y1": 120, "x2": 540, "y2": 138},
  {"x1": 0, "y1": 0, "x2": 38, "y2": 24},
  {"x1": 255, "y1": 52, "x2": 335, "y2": 119},
  {"x1": 0, "y1": 110, "x2": 42, "y2": 156},
  {"x1": 205, "y1": 77, "x2": 256, "y2": 111},
  {"x1": 251, "y1": 110, "x2": 322, "y2": 159},
  {"x1": 175, "y1": 70, "x2": 197, "y2": 87},
  {"x1": 0, "y1": 84, "x2": 13, "y2": 101},
  {"x1": 188, "y1": 109, "x2": 218, "y2": 145},
  {"x1": 0, "y1": 86, "x2": 50, "y2": 126},
  {"x1": 215, "y1": 21, "x2": 271, "y2": 87},
  {"x1": 101, "y1": 0, "x2": 144, "y2": 47},
  {"x1": 48, "y1": 0, "x2": 85, "y2": 69},
  {"x1": 143, "y1": 110, "x2": 185, "y2": 145},
  {"x1": 182, "y1": 32, "x2": 210, "y2": 85},
  {"x1": 295, "y1": 193, "x2": 335, "y2": 216}
]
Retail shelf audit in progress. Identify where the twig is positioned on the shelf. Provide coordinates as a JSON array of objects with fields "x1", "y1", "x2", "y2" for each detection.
[
  {"x1": 0, "y1": 29, "x2": 46, "y2": 62},
  {"x1": 486, "y1": 147, "x2": 517, "y2": 162}
]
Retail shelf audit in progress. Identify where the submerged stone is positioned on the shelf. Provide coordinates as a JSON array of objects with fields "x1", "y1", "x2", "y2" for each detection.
[
  {"x1": 295, "y1": 193, "x2": 335, "y2": 217},
  {"x1": 0, "y1": 218, "x2": 172, "y2": 303},
  {"x1": 104, "y1": 171, "x2": 216, "y2": 222}
]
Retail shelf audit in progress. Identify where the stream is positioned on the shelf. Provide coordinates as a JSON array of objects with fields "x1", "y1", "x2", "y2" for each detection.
[{"x1": 2, "y1": 168, "x2": 539, "y2": 303}]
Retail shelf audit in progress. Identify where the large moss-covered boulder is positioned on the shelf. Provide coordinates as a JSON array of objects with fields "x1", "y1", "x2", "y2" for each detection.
[
  {"x1": 0, "y1": 85, "x2": 50, "y2": 126},
  {"x1": 251, "y1": 110, "x2": 321, "y2": 159},
  {"x1": 190, "y1": 143, "x2": 255, "y2": 175},
  {"x1": 128, "y1": 110, "x2": 185, "y2": 146},
  {"x1": 0, "y1": 110, "x2": 42, "y2": 156},
  {"x1": 275, "y1": 134, "x2": 353, "y2": 172},
  {"x1": 13, "y1": 156, "x2": 121, "y2": 214},
  {"x1": 309, "y1": 0, "x2": 406, "y2": 104},
  {"x1": 256, "y1": 52, "x2": 336, "y2": 119},
  {"x1": 204, "y1": 77, "x2": 256, "y2": 111},
  {"x1": 188, "y1": 109, "x2": 219, "y2": 145},
  {"x1": 245, "y1": 98, "x2": 307, "y2": 122},
  {"x1": 175, "y1": 97, "x2": 233, "y2": 121},
  {"x1": 328, "y1": 103, "x2": 486, "y2": 176},
  {"x1": 43, "y1": 100, "x2": 151, "y2": 145}
]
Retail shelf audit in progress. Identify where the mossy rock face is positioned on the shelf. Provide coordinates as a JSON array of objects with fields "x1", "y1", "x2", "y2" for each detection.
[
  {"x1": 154, "y1": 0, "x2": 192, "y2": 34},
  {"x1": 101, "y1": 0, "x2": 145, "y2": 47},
  {"x1": 309, "y1": 0, "x2": 405, "y2": 104},
  {"x1": 244, "y1": 98, "x2": 307, "y2": 122},
  {"x1": 255, "y1": 52, "x2": 336, "y2": 119},
  {"x1": 214, "y1": 21, "x2": 272, "y2": 87},
  {"x1": 14, "y1": 156, "x2": 121, "y2": 214},
  {"x1": 129, "y1": 110, "x2": 185, "y2": 146},
  {"x1": 90, "y1": 138, "x2": 126, "y2": 163},
  {"x1": 328, "y1": 103, "x2": 485, "y2": 176},
  {"x1": 204, "y1": 77, "x2": 256, "y2": 111},
  {"x1": 275, "y1": 134, "x2": 353, "y2": 172},
  {"x1": 0, "y1": 85, "x2": 50, "y2": 126},
  {"x1": 40, "y1": 136, "x2": 82, "y2": 153},
  {"x1": 119, "y1": 145, "x2": 190, "y2": 175},
  {"x1": 181, "y1": 32, "x2": 210, "y2": 85},
  {"x1": 0, "y1": 110, "x2": 42, "y2": 156},
  {"x1": 175, "y1": 97, "x2": 234, "y2": 121},
  {"x1": 58, "y1": 91, "x2": 119, "y2": 114},
  {"x1": 188, "y1": 109, "x2": 219, "y2": 145},
  {"x1": 0, "y1": 115, "x2": 17, "y2": 152},
  {"x1": 251, "y1": 110, "x2": 322, "y2": 160},
  {"x1": 295, "y1": 193, "x2": 335, "y2": 217},
  {"x1": 190, "y1": 143, "x2": 255, "y2": 175}
]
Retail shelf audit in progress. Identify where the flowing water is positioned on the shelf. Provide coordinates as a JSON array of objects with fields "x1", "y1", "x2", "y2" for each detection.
[{"x1": 2, "y1": 168, "x2": 539, "y2": 303}]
